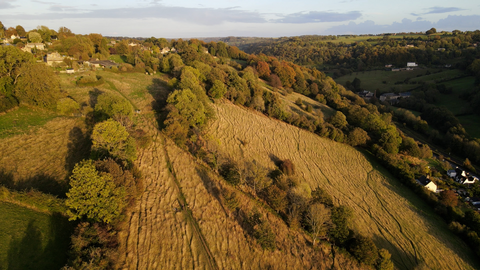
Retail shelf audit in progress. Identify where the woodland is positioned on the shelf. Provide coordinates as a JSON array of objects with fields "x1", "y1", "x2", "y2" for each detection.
[{"x1": 1, "y1": 22, "x2": 480, "y2": 270}]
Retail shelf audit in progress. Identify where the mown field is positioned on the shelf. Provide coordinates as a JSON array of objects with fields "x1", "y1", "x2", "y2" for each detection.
[{"x1": 207, "y1": 101, "x2": 478, "y2": 270}]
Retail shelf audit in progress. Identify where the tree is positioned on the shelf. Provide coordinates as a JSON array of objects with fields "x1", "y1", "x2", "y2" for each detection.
[
  {"x1": 5, "y1": 27, "x2": 17, "y2": 37},
  {"x1": 266, "y1": 185, "x2": 287, "y2": 213},
  {"x1": 0, "y1": 21, "x2": 4, "y2": 38},
  {"x1": 94, "y1": 93, "x2": 133, "y2": 120},
  {"x1": 348, "y1": 127, "x2": 369, "y2": 146},
  {"x1": 15, "y1": 25, "x2": 26, "y2": 37},
  {"x1": 66, "y1": 160, "x2": 126, "y2": 224},
  {"x1": 28, "y1": 32, "x2": 42, "y2": 43},
  {"x1": 426, "y1": 28, "x2": 437, "y2": 35},
  {"x1": 330, "y1": 205, "x2": 352, "y2": 244},
  {"x1": 377, "y1": 249, "x2": 394, "y2": 270},
  {"x1": 208, "y1": 80, "x2": 227, "y2": 99},
  {"x1": 57, "y1": 97, "x2": 80, "y2": 115},
  {"x1": 306, "y1": 203, "x2": 333, "y2": 245},
  {"x1": 166, "y1": 88, "x2": 206, "y2": 128},
  {"x1": 280, "y1": 159, "x2": 295, "y2": 176},
  {"x1": 329, "y1": 111, "x2": 348, "y2": 129},
  {"x1": 269, "y1": 74, "x2": 282, "y2": 88},
  {"x1": 0, "y1": 46, "x2": 35, "y2": 110},
  {"x1": 440, "y1": 189, "x2": 458, "y2": 208},
  {"x1": 256, "y1": 61, "x2": 271, "y2": 79},
  {"x1": 349, "y1": 235, "x2": 379, "y2": 265},
  {"x1": 91, "y1": 119, "x2": 137, "y2": 164},
  {"x1": 464, "y1": 158, "x2": 476, "y2": 173},
  {"x1": 14, "y1": 63, "x2": 61, "y2": 108}
]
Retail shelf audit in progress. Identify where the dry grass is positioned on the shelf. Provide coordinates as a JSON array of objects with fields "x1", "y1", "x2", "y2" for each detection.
[
  {"x1": 0, "y1": 117, "x2": 89, "y2": 195},
  {"x1": 206, "y1": 101, "x2": 478, "y2": 270},
  {"x1": 116, "y1": 117, "x2": 367, "y2": 270}
]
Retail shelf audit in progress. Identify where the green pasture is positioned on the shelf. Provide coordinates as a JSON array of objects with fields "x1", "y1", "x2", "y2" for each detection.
[
  {"x1": 108, "y1": 54, "x2": 126, "y2": 63},
  {"x1": 0, "y1": 106, "x2": 58, "y2": 139},
  {"x1": 0, "y1": 202, "x2": 73, "y2": 270},
  {"x1": 335, "y1": 69, "x2": 428, "y2": 93}
]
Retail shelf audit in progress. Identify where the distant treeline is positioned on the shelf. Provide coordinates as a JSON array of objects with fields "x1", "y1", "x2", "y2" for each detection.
[{"x1": 239, "y1": 31, "x2": 480, "y2": 73}]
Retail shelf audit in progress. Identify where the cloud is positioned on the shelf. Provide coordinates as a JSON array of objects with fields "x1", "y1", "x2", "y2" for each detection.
[
  {"x1": 425, "y1": 7, "x2": 464, "y2": 14},
  {"x1": 323, "y1": 15, "x2": 480, "y2": 35},
  {"x1": 274, "y1": 11, "x2": 361, "y2": 23},
  {"x1": 411, "y1": 6, "x2": 464, "y2": 16},
  {"x1": 0, "y1": 0, "x2": 17, "y2": 9},
  {"x1": 2, "y1": 4, "x2": 266, "y2": 25}
]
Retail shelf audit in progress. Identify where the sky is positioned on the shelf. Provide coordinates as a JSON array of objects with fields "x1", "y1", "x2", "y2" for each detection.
[{"x1": 0, "y1": 0, "x2": 479, "y2": 38}]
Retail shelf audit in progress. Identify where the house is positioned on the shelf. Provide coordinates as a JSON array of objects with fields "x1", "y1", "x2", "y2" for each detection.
[
  {"x1": 160, "y1": 47, "x2": 171, "y2": 54},
  {"x1": 385, "y1": 64, "x2": 393, "y2": 68},
  {"x1": 407, "y1": 62, "x2": 418, "y2": 67},
  {"x1": 379, "y1": 92, "x2": 402, "y2": 104},
  {"x1": 44, "y1": 52, "x2": 65, "y2": 66},
  {"x1": 358, "y1": 90, "x2": 375, "y2": 100},
  {"x1": 23, "y1": 43, "x2": 45, "y2": 51},
  {"x1": 467, "y1": 197, "x2": 480, "y2": 206},
  {"x1": 128, "y1": 42, "x2": 138, "y2": 47},
  {"x1": 416, "y1": 175, "x2": 437, "y2": 192},
  {"x1": 447, "y1": 169, "x2": 457, "y2": 178},
  {"x1": 66, "y1": 68, "x2": 75, "y2": 74},
  {"x1": 463, "y1": 176, "x2": 479, "y2": 185},
  {"x1": 405, "y1": 45, "x2": 414, "y2": 48},
  {"x1": 88, "y1": 60, "x2": 119, "y2": 69}
]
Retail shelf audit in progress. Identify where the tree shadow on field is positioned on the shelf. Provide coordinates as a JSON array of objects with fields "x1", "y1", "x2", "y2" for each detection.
[
  {"x1": 14, "y1": 174, "x2": 67, "y2": 197},
  {"x1": 88, "y1": 88, "x2": 103, "y2": 108},
  {"x1": 147, "y1": 77, "x2": 172, "y2": 130},
  {"x1": 0, "y1": 167, "x2": 67, "y2": 197},
  {"x1": 7, "y1": 214, "x2": 73, "y2": 270},
  {"x1": 0, "y1": 168, "x2": 15, "y2": 189},
  {"x1": 195, "y1": 167, "x2": 228, "y2": 216},
  {"x1": 65, "y1": 126, "x2": 92, "y2": 175},
  {"x1": 268, "y1": 153, "x2": 282, "y2": 167},
  {"x1": 371, "y1": 234, "x2": 420, "y2": 270}
]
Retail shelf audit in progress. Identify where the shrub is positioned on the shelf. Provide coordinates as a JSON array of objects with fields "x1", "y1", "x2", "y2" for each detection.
[
  {"x1": 280, "y1": 159, "x2": 295, "y2": 176},
  {"x1": 76, "y1": 75, "x2": 104, "y2": 87},
  {"x1": 220, "y1": 162, "x2": 241, "y2": 186},
  {"x1": 57, "y1": 97, "x2": 80, "y2": 115},
  {"x1": 348, "y1": 235, "x2": 379, "y2": 265}
]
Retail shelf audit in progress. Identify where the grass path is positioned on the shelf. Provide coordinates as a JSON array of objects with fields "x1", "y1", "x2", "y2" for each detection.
[{"x1": 207, "y1": 101, "x2": 478, "y2": 270}]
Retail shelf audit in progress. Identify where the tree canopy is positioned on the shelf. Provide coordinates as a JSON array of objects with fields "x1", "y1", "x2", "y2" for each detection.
[
  {"x1": 91, "y1": 119, "x2": 137, "y2": 164},
  {"x1": 66, "y1": 160, "x2": 126, "y2": 224}
]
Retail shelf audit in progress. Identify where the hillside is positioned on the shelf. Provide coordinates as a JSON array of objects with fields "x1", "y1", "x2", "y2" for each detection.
[{"x1": 205, "y1": 101, "x2": 476, "y2": 270}]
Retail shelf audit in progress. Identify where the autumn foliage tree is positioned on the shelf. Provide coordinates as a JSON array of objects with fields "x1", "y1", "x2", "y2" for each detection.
[{"x1": 255, "y1": 61, "x2": 271, "y2": 79}]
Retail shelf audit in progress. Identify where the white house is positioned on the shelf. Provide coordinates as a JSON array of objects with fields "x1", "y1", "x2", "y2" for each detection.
[
  {"x1": 416, "y1": 175, "x2": 437, "y2": 192},
  {"x1": 407, "y1": 62, "x2": 418, "y2": 67}
]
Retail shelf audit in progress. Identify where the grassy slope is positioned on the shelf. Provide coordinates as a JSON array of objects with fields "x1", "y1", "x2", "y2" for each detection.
[
  {"x1": 0, "y1": 202, "x2": 73, "y2": 270},
  {"x1": 207, "y1": 101, "x2": 478, "y2": 270},
  {"x1": 112, "y1": 73, "x2": 366, "y2": 270}
]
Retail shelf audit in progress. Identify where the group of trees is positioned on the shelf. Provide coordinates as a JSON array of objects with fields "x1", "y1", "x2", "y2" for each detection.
[
  {"x1": 241, "y1": 31, "x2": 480, "y2": 72},
  {"x1": 62, "y1": 87, "x2": 143, "y2": 267},
  {"x1": 0, "y1": 46, "x2": 61, "y2": 112}
]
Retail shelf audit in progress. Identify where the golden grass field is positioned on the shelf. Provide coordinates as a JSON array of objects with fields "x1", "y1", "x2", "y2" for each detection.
[{"x1": 207, "y1": 101, "x2": 478, "y2": 270}]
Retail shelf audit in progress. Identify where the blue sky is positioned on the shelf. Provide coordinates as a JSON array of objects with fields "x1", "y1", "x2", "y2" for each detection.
[{"x1": 0, "y1": 0, "x2": 479, "y2": 38}]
